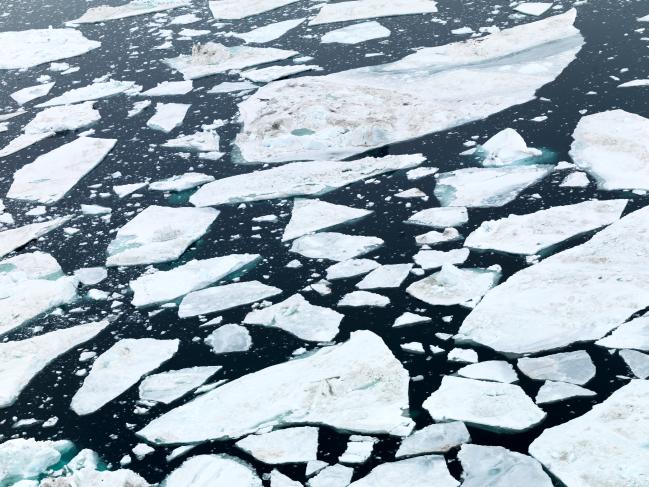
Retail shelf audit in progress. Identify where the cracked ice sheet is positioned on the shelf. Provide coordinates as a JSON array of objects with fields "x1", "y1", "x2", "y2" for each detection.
[
  {"x1": 68, "y1": 0, "x2": 191, "y2": 24},
  {"x1": 457, "y1": 205, "x2": 649, "y2": 356},
  {"x1": 190, "y1": 154, "x2": 424, "y2": 206},
  {"x1": 36, "y1": 80, "x2": 141, "y2": 108},
  {"x1": 0, "y1": 29, "x2": 100, "y2": 70},
  {"x1": 321, "y1": 21, "x2": 391, "y2": 45},
  {"x1": 7, "y1": 137, "x2": 117, "y2": 205},
  {"x1": 208, "y1": 0, "x2": 300, "y2": 20},
  {"x1": 138, "y1": 331, "x2": 414, "y2": 444},
  {"x1": 310, "y1": 0, "x2": 438, "y2": 26},
  {"x1": 236, "y1": 10, "x2": 583, "y2": 162}
]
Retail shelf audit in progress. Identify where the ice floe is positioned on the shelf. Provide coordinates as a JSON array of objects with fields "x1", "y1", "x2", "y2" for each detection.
[
  {"x1": 456, "y1": 360, "x2": 518, "y2": 383},
  {"x1": 0, "y1": 217, "x2": 70, "y2": 259},
  {"x1": 205, "y1": 324, "x2": 252, "y2": 353},
  {"x1": 161, "y1": 454, "x2": 261, "y2": 487},
  {"x1": 208, "y1": 0, "x2": 300, "y2": 20},
  {"x1": 395, "y1": 422, "x2": 470, "y2": 458},
  {"x1": 406, "y1": 207, "x2": 468, "y2": 229},
  {"x1": 619, "y1": 349, "x2": 649, "y2": 379},
  {"x1": 356, "y1": 264, "x2": 412, "y2": 289},
  {"x1": 139, "y1": 366, "x2": 221, "y2": 404},
  {"x1": 535, "y1": 381, "x2": 595, "y2": 404},
  {"x1": 149, "y1": 172, "x2": 215, "y2": 192},
  {"x1": 338, "y1": 290, "x2": 390, "y2": 308},
  {"x1": 308, "y1": 464, "x2": 353, "y2": 487},
  {"x1": 71, "y1": 338, "x2": 179, "y2": 415},
  {"x1": 517, "y1": 350, "x2": 595, "y2": 385},
  {"x1": 140, "y1": 80, "x2": 193, "y2": 96},
  {"x1": 392, "y1": 312, "x2": 431, "y2": 328},
  {"x1": 310, "y1": 0, "x2": 438, "y2": 26},
  {"x1": 595, "y1": 315, "x2": 649, "y2": 351},
  {"x1": 235, "y1": 427, "x2": 318, "y2": 464},
  {"x1": 74, "y1": 267, "x2": 107, "y2": 286},
  {"x1": 321, "y1": 21, "x2": 391, "y2": 45},
  {"x1": 178, "y1": 281, "x2": 282, "y2": 318},
  {"x1": 138, "y1": 331, "x2": 414, "y2": 444},
  {"x1": 348, "y1": 455, "x2": 458, "y2": 487},
  {"x1": 282, "y1": 199, "x2": 372, "y2": 242},
  {"x1": 0, "y1": 438, "x2": 73, "y2": 485},
  {"x1": 514, "y1": 2, "x2": 553, "y2": 16},
  {"x1": 147, "y1": 103, "x2": 190, "y2": 132},
  {"x1": 326, "y1": 259, "x2": 380, "y2": 281},
  {"x1": 242, "y1": 64, "x2": 321, "y2": 83},
  {"x1": 290, "y1": 233, "x2": 383, "y2": 262},
  {"x1": 162, "y1": 130, "x2": 221, "y2": 153},
  {"x1": 11, "y1": 82, "x2": 55, "y2": 105},
  {"x1": 413, "y1": 248, "x2": 469, "y2": 270},
  {"x1": 36, "y1": 80, "x2": 141, "y2": 108},
  {"x1": 231, "y1": 18, "x2": 305, "y2": 44},
  {"x1": 478, "y1": 128, "x2": 542, "y2": 166},
  {"x1": 69, "y1": 0, "x2": 191, "y2": 24},
  {"x1": 24, "y1": 102, "x2": 101, "y2": 135}
]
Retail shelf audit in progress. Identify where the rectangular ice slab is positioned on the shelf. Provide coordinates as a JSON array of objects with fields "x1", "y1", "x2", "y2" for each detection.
[
  {"x1": 147, "y1": 103, "x2": 190, "y2": 133},
  {"x1": 321, "y1": 21, "x2": 391, "y2": 45},
  {"x1": 69, "y1": 0, "x2": 191, "y2": 24},
  {"x1": 209, "y1": 0, "x2": 300, "y2": 19},
  {"x1": 310, "y1": 0, "x2": 438, "y2": 25},
  {"x1": 7, "y1": 137, "x2": 117, "y2": 205}
]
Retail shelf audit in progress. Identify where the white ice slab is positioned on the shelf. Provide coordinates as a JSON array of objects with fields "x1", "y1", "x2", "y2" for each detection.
[
  {"x1": 242, "y1": 64, "x2": 320, "y2": 84},
  {"x1": 162, "y1": 131, "x2": 220, "y2": 152},
  {"x1": 149, "y1": 173, "x2": 215, "y2": 192},
  {"x1": 179, "y1": 281, "x2": 282, "y2": 318},
  {"x1": 309, "y1": 464, "x2": 353, "y2": 487},
  {"x1": 619, "y1": 349, "x2": 649, "y2": 379},
  {"x1": 514, "y1": 2, "x2": 553, "y2": 16},
  {"x1": 338, "y1": 290, "x2": 389, "y2": 308},
  {"x1": 140, "y1": 80, "x2": 193, "y2": 96},
  {"x1": 326, "y1": 259, "x2": 379, "y2": 281},
  {"x1": 535, "y1": 381, "x2": 595, "y2": 404},
  {"x1": 348, "y1": 455, "x2": 458, "y2": 487},
  {"x1": 36, "y1": 80, "x2": 141, "y2": 107},
  {"x1": 140, "y1": 366, "x2": 222, "y2": 404},
  {"x1": 311, "y1": 0, "x2": 438, "y2": 26},
  {"x1": 595, "y1": 315, "x2": 649, "y2": 351},
  {"x1": 356, "y1": 264, "x2": 412, "y2": 289},
  {"x1": 283, "y1": 199, "x2": 372, "y2": 242},
  {"x1": 69, "y1": 0, "x2": 191, "y2": 24},
  {"x1": 457, "y1": 360, "x2": 518, "y2": 384},
  {"x1": 0, "y1": 132, "x2": 52, "y2": 158},
  {"x1": 232, "y1": 18, "x2": 305, "y2": 44},
  {"x1": 413, "y1": 248, "x2": 469, "y2": 271},
  {"x1": 205, "y1": 324, "x2": 252, "y2": 354},
  {"x1": 0, "y1": 438, "x2": 73, "y2": 484},
  {"x1": 209, "y1": 81, "x2": 258, "y2": 93},
  {"x1": 162, "y1": 454, "x2": 261, "y2": 487},
  {"x1": 0, "y1": 216, "x2": 70, "y2": 259},
  {"x1": 290, "y1": 232, "x2": 383, "y2": 262},
  {"x1": 11, "y1": 82, "x2": 55, "y2": 105},
  {"x1": 395, "y1": 422, "x2": 470, "y2": 458},
  {"x1": 147, "y1": 103, "x2": 190, "y2": 132},
  {"x1": 406, "y1": 207, "x2": 468, "y2": 229},
  {"x1": 517, "y1": 350, "x2": 595, "y2": 385},
  {"x1": 393, "y1": 312, "x2": 431, "y2": 328},
  {"x1": 321, "y1": 21, "x2": 391, "y2": 45},
  {"x1": 478, "y1": 128, "x2": 542, "y2": 166},
  {"x1": 236, "y1": 427, "x2": 318, "y2": 464},
  {"x1": 209, "y1": 0, "x2": 300, "y2": 20},
  {"x1": 24, "y1": 102, "x2": 101, "y2": 135}
]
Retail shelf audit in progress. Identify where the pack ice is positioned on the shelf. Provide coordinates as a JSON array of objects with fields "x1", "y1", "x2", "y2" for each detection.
[{"x1": 161, "y1": 454, "x2": 261, "y2": 487}]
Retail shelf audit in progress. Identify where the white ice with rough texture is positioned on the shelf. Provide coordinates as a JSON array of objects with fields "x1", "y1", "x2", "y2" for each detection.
[
  {"x1": 138, "y1": 331, "x2": 414, "y2": 444},
  {"x1": 517, "y1": 351, "x2": 595, "y2": 385},
  {"x1": 69, "y1": 0, "x2": 191, "y2": 24},
  {"x1": 356, "y1": 264, "x2": 412, "y2": 289},
  {"x1": 406, "y1": 207, "x2": 468, "y2": 228},
  {"x1": 326, "y1": 259, "x2": 380, "y2": 281},
  {"x1": 619, "y1": 349, "x2": 649, "y2": 379},
  {"x1": 235, "y1": 427, "x2": 318, "y2": 464},
  {"x1": 139, "y1": 366, "x2": 221, "y2": 404},
  {"x1": 290, "y1": 233, "x2": 383, "y2": 262},
  {"x1": 205, "y1": 324, "x2": 252, "y2": 354},
  {"x1": 11, "y1": 83, "x2": 55, "y2": 105},
  {"x1": 147, "y1": 103, "x2": 190, "y2": 133},
  {"x1": 395, "y1": 422, "x2": 470, "y2": 458},
  {"x1": 596, "y1": 316, "x2": 649, "y2": 351},
  {"x1": 311, "y1": 0, "x2": 438, "y2": 26},
  {"x1": 348, "y1": 455, "x2": 458, "y2": 487},
  {"x1": 413, "y1": 248, "x2": 469, "y2": 270},
  {"x1": 478, "y1": 128, "x2": 542, "y2": 166},
  {"x1": 179, "y1": 281, "x2": 282, "y2": 318},
  {"x1": 338, "y1": 291, "x2": 389, "y2": 308},
  {"x1": 0, "y1": 217, "x2": 70, "y2": 259},
  {"x1": 535, "y1": 381, "x2": 595, "y2": 404},
  {"x1": 232, "y1": 18, "x2": 305, "y2": 44},
  {"x1": 514, "y1": 2, "x2": 553, "y2": 16},
  {"x1": 209, "y1": 0, "x2": 300, "y2": 20},
  {"x1": 71, "y1": 338, "x2": 179, "y2": 415},
  {"x1": 149, "y1": 173, "x2": 215, "y2": 192},
  {"x1": 308, "y1": 465, "x2": 353, "y2": 487},
  {"x1": 0, "y1": 438, "x2": 73, "y2": 485},
  {"x1": 283, "y1": 199, "x2": 372, "y2": 242},
  {"x1": 321, "y1": 22, "x2": 391, "y2": 45},
  {"x1": 161, "y1": 454, "x2": 261, "y2": 487},
  {"x1": 36, "y1": 80, "x2": 140, "y2": 107},
  {"x1": 457, "y1": 360, "x2": 518, "y2": 383},
  {"x1": 242, "y1": 64, "x2": 320, "y2": 84}
]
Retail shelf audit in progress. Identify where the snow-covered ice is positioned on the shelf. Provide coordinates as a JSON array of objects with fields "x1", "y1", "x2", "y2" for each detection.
[
  {"x1": 69, "y1": 0, "x2": 191, "y2": 24},
  {"x1": 338, "y1": 290, "x2": 390, "y2": 308},
  {"x1": 619, "y1": 349, "x2": 649, "y2": 379},
  {"x1": 282, "y1": 199, "x2": 372, "y2": 242},
  {"x1": 147, "y1": 103, "x2": 190, "y2": 133},
  {"x1": 0, "y1": 216, "x2": 71, "y2": 259},
  {"x1": 242, "y1": 64, "x2": 320, "y2": 84},
  {"x1": 36, "y1": 80, "x2": 141, "y2": 108},
  {"x1": 347, "y1": 455, "x2": 458, "y2": 487},
  {"x1": 290, "y1": 233, "x2": 383, "y2": 262},
  {"x1": 205, "y1": 324, "x2": 252, "y2": 354},
  {"x1": 139, "y1": 366, "x2": 221, "y2": 404},
  {"x1": 517, "y1": 350, "x2": 595, "y2": 385},
  {"x1": 321, "y1": 22, "x2": 391, "y2": 45},
  {"x1": 395, "y1": 422, "x2": 470, "y2": 458},
  {"x1": 140, "y1": 80, "x2": 193, "y2": 96},
  {"x1": 456, "y1": 360, "x2": 518, "y2": 384},
  {"x1": 231, "y1": 18, "x2": 305, "y2": 44},
  {"x1": 326, "y1": 259, "x2": 380, "y2": 281},
  {"x1": 235, "y1": 427, "x2": 318, "y2": 464},
  {"x1": 149, "y1": 173, "x2": 215, "y2": 192},
  {"x1": 595, "y1": 315, "x2": 649, "y2": 351},
  {"x1": 208, "y1": 0, "x2": 300, "y2": 20},
  {"x1": 514, "y1": 2, "x2": 554, "y2": 16},
  {"x1": 356, "y1": 264, "x2": 412, "y2": 289},
  {"x1": 406, "y1": 207, "x2": 468, "y2": 228},
  {"x1": 11, "y1": 82, "x2": 55, "y2": 105},
  {"x1": 413, "y1": 248, "x2": 469, "y2": 270},
  {"x1": 478, "y1": 128, "x2": 542, "y2": 166},
  {"x1": 310, "y1": 0, "x2": 438, "y2": 26},
  {"x1": 161, "y1": 454, "x2": 261, "y2": 487},
  {"x1": 535, "y1": 381, "x2": 595, "y2": 404},
  {"x1": 178, "y1": 281, "x2": 282, "y2": 318}
]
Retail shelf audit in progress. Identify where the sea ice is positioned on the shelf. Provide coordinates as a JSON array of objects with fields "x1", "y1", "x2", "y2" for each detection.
[
  {"x1": 308, "y1": 465, "x2": 353, "y2": 487},
  {"x1": 0, "y1": 216, "x2": 71, "y2": 258},
  {"x1": 392, "y1": 312, "x2": 431, "y2": 328},
  {"x1": 338, "y1": 291, "x2": 390, "y2": 308},
  {"x1": 290, "y1": 233, "x2": 383, "y2": 262},
  {"x1": 282, "y1": 199, "x2": 372, "y2": 242},
  {"x1": 0, "y1": 438, "x2": 73, "y2": 485},
  {"x1": 356, "y1": 264, "x2": 412, "y2": 289},
  {"x1": 457, "y1": 360, "x2": 518, "y2": 383},
  {"x1": 208, "y1": 81, "x2": 258, "y2": 93},
  {"x1": 161, "y1": 454, "x2": 261, "y2": 487},
  {"x1": 559, "y1": 171, "x2": 590, "y2": 187},
  {"x1": 36, "y1": 80, "x2": 141, "y2": 107},
  {"x1": 140, "y1": 80, "x2": 193, "y2": 96},
  {"x1": 149, "y1": 173, "x2": 215, "y2": 192},
  {"x1": 414, "y1": 228, "x2": 462, "y2": 246},
  {"x1": 535, "y1": 381, "x2": 595, "y2": 404},
  {"x1": 478, "y1": 128, "x2": 542, "y2": 166},
  {"x1": 339, "y1": 436, "x2": 375, "y2": 464},
  {"x1": 270, "y1": 470, "x2": 302, "y2": 487},
  {"x1": 147, "y1": 103, "x2": 190, "y2": 132},
  {"x1": 326, "y1": 259, "x2": 380, "y2": 280},
  {"x1": 235, "y1": 427, "x2": 318, "y2": 464},
  {"x1": 24, "y1": 102, "x2": 101, "y2": 135},
  {"x1": 395, "y1": 422, "x2": 470, "y2": 458},
  {"x1": 514, "y1": 2, "x2": 553, "y2": 16},
  {"x1": 208, "y1": 0, "x2": 300, "y2": 20},
  {"x1": 242, "y1": 64, "x2": 320, "y2": 84},
  {"x1": 413, "y1": 248, "x2": 469, "y2": 271},
  {"x1": 139, "y1": 366, "x2": 221, "y2": 404},
  {"x1": 162, "y1": 131, "x2": 220, "y2": 152},
  {"x1": 69, "y1": 0, "x2": 191, "y2": 24},
  {"x1": 205, "y1": 324, "x2": 252, "y2": 354},
  {"x1": 517, "y1": 350, "x2": 595, "y2": 385},
  {"x1": 619, "y1": 349, "x2": 649, "y2": 379},
  {"x1": 10, "y1": 82, "x2": 55, "y2": 105},
  {"x1": 321, "y1": 21, "x2": 391, "y2": 45},
  {"x1": 348, "y1": 455, "x2": 458, "y2": 487},
  {"x1": 74, "y1": 267, "x2": 107, "y2": 286},
  {"x1": 231, "y1": 18, "x2": 305, "y2": 44},
  {"x1": 595, "y1": 315, "x2": 649, "y2": 351},
  {"x1": 178, "y1": 281, "x2": 282, "y2": 318},
  {"x1": 406, "y1": 207, "x2": 468, "y2": 228},
  {"x1": 310, "y1": 0, "x2": 438, "y2": 25}
]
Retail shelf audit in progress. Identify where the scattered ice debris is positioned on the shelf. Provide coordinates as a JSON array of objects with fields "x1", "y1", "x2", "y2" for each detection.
[
  {"x1": 393, "y1": 312, "x2": 431, "y2": 328},
  {"x1": 0, "y1": 320, "x2": 108, "y2": 408},
  {"x1": 619, "y1": 349, "x2": 649, "y2": 379},
  {"x1": 179, "y1": 281, "x2": 282, "y2": 318},
  {"x1": 311, "y1": 0, "x2": 438, "y2": 26},
  {"x1": 165, "y1": 43, "x2": 298, "y2": 80},
  {"x1": 570, "y1": 109, "x2": 649, "y2": 191},
  {"x1": 517, "y1": 350, "x2": 595, "y2": 385},
  {"x1": 321, "y1": 21, "x2": 391, "y2": 45},
  {"x1": 514, "y1": 2, "x2": 553, "y2": 16},
  {"x1": 457, "y1": 206, "x2": 649, "y2": 356},
  {"x1": 69, "y1": 0, "x2": 191, "y2": 24},
  {"x1": 139, "y1": 366, "x2": 221, "y2": 404},
  {"x1": 457, "y1": 361, "x2": 518, "y2": 383},
  {"x1": 478, "y1": 128, "x2": 542, "y2": 166},
  {"x1": 235, "y1": 427, "x2": 318, "y2": 464},
  {"x1": 236, "y1": 11, "x2": 582, "y2": 162},
  {"x1": 244, "y1": 294, "x2": 343, "y2": 342},
  {"x1": 395, "y1": 422, "x2": 470, "y2": 459},
  {"x1": 131, "y1": 254, "x2": 260, "y2": 307},
  {"x1": 348, "y1": 455, "x2": 458, "y2": 487},
  {"x1": 208, "y1": 0, "x2": 300, "y2": 20},
  {"x1": 339, "y1": 437, "x2": 375, "y2": 465},
  {"x1": 559, "y1": 171, "x2": 590, "y2": 188},
  {"x1": 308, "y1": 464, "x2": 353, "y2": 487},
  {"x1": 36, "y1": 80, "x2": 141, "y2": 108},
  {"x1": 282, "y1": 199, "x2": 372, "y2": 242},
  {"x1": 356, "y1": 264, "x2": 412, "y2": 289},
  {"x1": 162, "y1": 130, "x2": 221, "y2": 152},
  {"x1": 535, "y1": 381, "x2": 595, "y2": 405},
  {"x1": 413, "y1": 248, "x2": 469, "y2": 271},
  {"x1": 209, "y1": 80, "x2": 258, "y2": 93},
  {"x1": 10, "y1": 82, "x2": 55, "y2": 105},
  {"x1": 138, "y1": 331, "x2": 414, "y2": 444},
  {"x1": 161, "y1": 454, "x2": 261, "y2": 486},
  {"x1": 205, "y1": 324, "x2": 252, "y2": 354},
  {"x1": 231, "y1": 18, "x2": 306, "y2": 44},
  {"x1": 0, "y1": 29, "x2": 100, "y2": 70},
  {"x1": 149, "y1": 173, "x2": 215, "y2": 192},
  {"x1": 290, "y1": 232, "x2": 383, "y2": 262},
  {"x1": 106, "y1": 205, "x2": 219, "y2": 266},
  {"x1": 146, "y1": 103, "x2": 190, "y2": 132},
  {"x1": 191, "y1": 154, "x2": 424, "y2": 206},
  {"x1": 74, "y1": 267, "x2": 107, "y2": 286},
  {"x1": 114, "y1": 181, "x2": 148, "y2": 198},
  {"x1": 464, "y1": 199, "x2": 627, "y2": 256},
  {"x1": 242, "y1": 64, "x2": 321, "y2": 84},
  {"x1": 458, "y1": 444, "x2": 553, "y2": 487},
  {"x1": 71, "y1": 338, "x2": 179, "y2": 415},
  {"x1": 434, "y1": 165, "x2": 554, "y2": 208},
  {"x1": 338, "y1": 290, "x2": 390, "y2": 308},
  {"x1": 414, "y1": 228, "x2": 462, "y2": 246},
  {"x1": 326, "y1": 259, "x2": 380, "y2": 281},
  {"x1": 529, "y1": 380, "x2": 649, "y2": 487},
  {"x1": 595, "y1": 315, "x2": 649, "y2": 351},
  {"x1": 406, "y1": 207, "x2": 468, "y2": 229},
  {"x1": 0, "y1": 216, "x2": 71, "y2": 259},
  {"x1": 0, "y1": 438, "x2": 73, "y2": 485},
  {"x1": 140, "y1": 80, "x2": 193, "y2": 96}
]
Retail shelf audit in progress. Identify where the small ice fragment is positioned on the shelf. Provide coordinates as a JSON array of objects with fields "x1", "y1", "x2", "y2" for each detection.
[{"x1": 338, "y1": 291, "x2": 389, "y2": 308}]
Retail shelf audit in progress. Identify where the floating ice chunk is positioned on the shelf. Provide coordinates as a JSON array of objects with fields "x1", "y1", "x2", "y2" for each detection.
[
  {"x1": 81, "y1": 204, "x2": 111, "y2": 216},
  {"x1": 458, "y1": 444, "x2": 552, "y2": 487},
  {"x1": 0, "y1": 132, "x2": 52, "y2": 158},
  {"x1": 236, "y1": 427, "x2": 318, "y2": 464},
  {"x1": 478, "y1": 128, "x2": 542, "y2": 166},
  {"x1": 559, "y1": 171, "x2": 590, "y2": 187},
  {"x1": 0, "y1": 216, "x2": 71, "y2": 258},
  {"x1": 339, "y1": 436, "x2": 375, "y2": 464},
  {"x1": 308, "y1": 464, "x2": 353, "y2": 487},
  {"x1": 165, "y1": 43, "x2": 298, "y2": 80},
  {"x1": 244, "y1": 294, "x2": 343, "y2": 342},
  {"x1": 395, "y1": 422, "x2": 470, "y2": 459},
  {"x1": 570, "y1": 110, "x2": 649, "y2": 191},
  {"x1": 535, "y1": 381, "x2": 595, "y2": 404},
  {"x1": 348, "y1": 455, "x2": 458, "y2": 487},
  {"x1": 514, "y1": 2, "x2": 553, "y2": 16},
  {"x1": 311, "y1": 0, "x2": 438, "y2": 25},
  {"x1": 0, "y1": 320, "x2": 108, "y2": 408},
  {"x1": 406, "y1": 207, "x2": 468, "y2": 229},
  {"x1": 205, "y1": 324, "x2": 252, "y2": 354},
  {"x1": 407, "y1": 166, "x2": 438, "y2": 180},
  {"x1": 24, "y1": 102, "x2": 101, "y2": 135},
  {"x1": 7, "y1": 137, "x2": 116, "y2": 205},
  {"x1": 149, "y1": 173, "x2": 215, "y2": 192},
  {"x1": 69, "y1": 0, "x2": 191, "y2": 23},
  {"x1": 414, "y1": 228, "x2": 462, "y2": 246},
  {"x1": 326, "y1": 259, "x2": 380, "y2": 281},
  {"x1": 0, "y1": 29, "x2": 100, "y2": 70},
  {"x1": 464, "y1": 200, "x2": 627, "y2": 256},
  {"x1": 242, "y1": 64, "x2": 320, "y2": 84},
  {"x1": 434, "y1": 165, "x2": 554, "y2": 208},
  {"x1": 209, "y1": 81, "x2": 258, "y2": 93},
  {"x1": 423, "y1": 376, "x2": 545, "y2": 433},
  {"x1": 321, "y1": 21, "x2": 391, "y2": 45},
  {"x1": 170, "y1": 13, "x2": 200, "y2": 25},
  {"x1": 338, "y1": 291, "x2": 389, "y2": 308},
  {"x1": 529, "y1": 380, "x2": 649, "y2": 487},
  {"x1": 161, "y1": 454, "x2": 261, "y2": 487},
  {"x1": 147, "y1": 103, "x2": 190, "y2": 132},
  {"x1": 232, "y1": 18, "x2": 305, "y2": 44},
  {"x1": 36, "y1": 80, "x2": 141, "y2": 108},
  {"x1": 179, "y1": 281, "x2": 282, "y2": 318},
  {"x1": 113, "y1": 182, "x2": 148, "y2": 198},
  {"x1": 162, "y1": 131, "x2": 220, "y2": 152},
  {"x1": 128, "y1": 100, "x2": 151, "y2": 118},
  {"x1": 451, "y1": 27, "x2": 473, "y2": 35},
  {"x1": 448, "y1": 348, "x2": 478, "y2": 364},
  {"x1": 393, "y1": 312, "x2": 431, "y2": 328},
  {"x1": 0, "y1": 438, "x2": 73, "y2": 485},
  {"x1": 106, "y1": 205, "x2": 219, "y2": 266},
  {"x1": 619, "y1": 349, "x2": 649, "y2": 379},
  {"x1": 595, "y1": 315, "x2": 649, "y2": 351},
  {"x1": 270, "y1": 470, "x2": 302, "y2": 487},
  {"x1": 71, "y1": 338, "x2": 179, "y2": 415},
  {"x1": 413, "y1": 248, "x2": 469, "y2": 271},
  {"x1": 356, "y1": 264, "x2": 412, "y2": 289},
  {"x1": 192, "y1": 154, "x2": 424, "y2": 206},
  {"x1": 283, "y1": 199, "x2": 372, "y2": 242},
  {"x1": 457, "y1": 361, "x2": 518, "y2": 383},
  {"x1": 237, "y1": 11, "x2": 582, "y2": 162},
  {"x1": 140, "y1": 80, "x2": 193, "y2": 96},
  {"x1": 131, "y1": 254, "x2": 260, "y2": 307},
  {"x1": 74, "y1": 267, "x2": 107, "y2": 286},
  {"x1": 290, "y1": 233, "x2": 383, "y2": 262},
  {"x1": 138, "y1": 331, "x2": 414, "y2": 444},
  {"x1": 209, "y1": 0, "x2": 300, "y2": 20},
  {"x1": 517, "y1": 350, "x2": 595, "y2": 385},
  {"x1": 618, "y1": 79, "x2": 649, "y2": 88},
  {"x1": 11, "y1": 82, "x2": 55, "y2": 105},
  {"x1": 139, "y1": 366, "x2": 221, "y2": 404}
]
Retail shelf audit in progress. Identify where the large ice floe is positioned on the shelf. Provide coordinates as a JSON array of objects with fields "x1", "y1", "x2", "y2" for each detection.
[
  {"x1": 161, "y1": 454, "x2": 260, "y2": 486},
  {"x1": 178, "y1": 281, "x2": 282, "y2": 318},
  {"x1": 106, "y1": 205, "x2": 219, "y2": 266},
  {"x1": 0, "y1": 320, "x2": 108, "y2": 408},
  {"x1": 310, "y1": 0, "x2": 438, "y2": 26},
  {"x1": 190, "y1": 154, "x2": 423, "y2": 206},
  {"x1": 208, "y1": 0, "x2": 300, "y2": 20},
  {"x1": 0, "y1": 29, "x2": 100, "y2": 70},
  {"x1": 464, "y1": 199, "x2": 627, "y2": 256},
  {"x1": 71, "y1": 338, "x2": 179, "y2": 415},
  {"x1": 235, "y1": 10, "x2": 583, "y2": 162},
  {"x1": 68, "y1": 0, "x2": 191, "y2": 24},
  {"x1": 138, "y1": 331, "x2": 413, "y2": 444},
  {"x1": 529, "y1": 380, "x2": 649, "y2": 487},
  {"x1": 7, "y1": 137, "x2": 117, "y2": 205},
  {"x1": 282, "y1": 199, "x2": 372, "y2": 242},
  {"x1": 569, "y1": 109, "x2": 649, "y2": 191},
  {"x1": 457, "y1": 205, "x2": 649, "y2": 356},
  {"x1": 348, "y1": 455, "x2": 458, "y2": 487}
]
